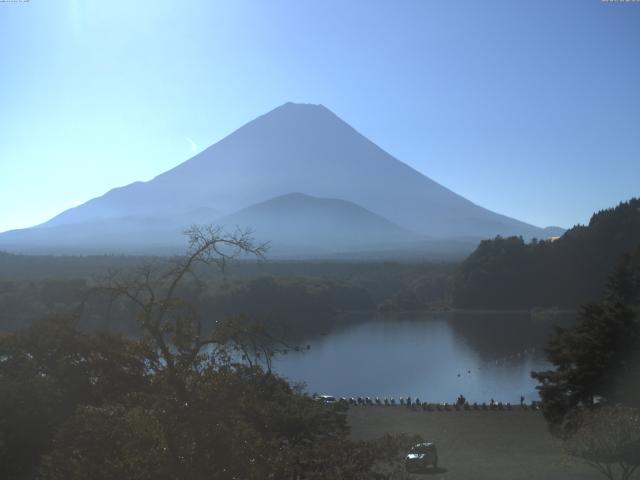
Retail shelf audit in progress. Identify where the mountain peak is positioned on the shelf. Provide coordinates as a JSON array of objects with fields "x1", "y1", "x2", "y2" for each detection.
[
  {"x1": 278, "y1": 101, "x2": 328, "y2": 111},
  {"x1": 0, "y1": 103, "x2": 553, "y2": 254},
  {"x1": 259, "y1": 102, "x2": 336, "y2": 124}
]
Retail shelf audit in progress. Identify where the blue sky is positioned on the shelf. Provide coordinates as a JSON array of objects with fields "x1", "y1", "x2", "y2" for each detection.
[{"x1": 1, "y1": 0, "x2": 638, "y2": 233}]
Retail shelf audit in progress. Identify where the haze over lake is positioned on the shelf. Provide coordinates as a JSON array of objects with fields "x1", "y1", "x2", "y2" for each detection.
[{"x1": 274, "y1": 311, "x2": 567, "y2": 404}]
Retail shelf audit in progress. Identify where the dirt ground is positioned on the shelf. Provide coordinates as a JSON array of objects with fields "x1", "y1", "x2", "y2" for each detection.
[{"x1": 348, "y1": 407, "x2": 604, "y2": 480}]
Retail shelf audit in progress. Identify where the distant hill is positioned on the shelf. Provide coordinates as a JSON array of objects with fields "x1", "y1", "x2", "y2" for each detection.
[
  {"x1": 220, "y1": 193, "x2": 417, "y2": 255},
  {"x1": 0, "y1": 102, "x2": 561, "y2": 256},
  {"x1": 452, "y1": 198, "x2": 640, "y2": 309},
  {"x1": 541, "y1": 226, "x2": 566, "y2": 238},
  {"x1": 0, "y1": 216, "x2": 186, "y2": 255}
]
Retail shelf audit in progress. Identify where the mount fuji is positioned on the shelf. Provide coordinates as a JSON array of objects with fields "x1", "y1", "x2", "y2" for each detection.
[{"x1": 0, "y1": 103, "x2": 562, "y2": 256}]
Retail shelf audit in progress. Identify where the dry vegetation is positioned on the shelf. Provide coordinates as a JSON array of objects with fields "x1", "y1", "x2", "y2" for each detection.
[{"x1": 348, "y1": 407, "x2": 603, "y2": 480}]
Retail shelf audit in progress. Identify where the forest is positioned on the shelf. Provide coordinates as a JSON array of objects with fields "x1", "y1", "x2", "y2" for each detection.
[
  {"x1": 2, "y1": 203, "x2": 639, "y2": 480},
  {"x1": 0, "y1": 250, "x2": 453, "y2": 337},
  {"x1": 452, "y1": 198, "x2": 640, "y2": 309},
  {"x1": 0, "y1": 226, "x2": 427, "y2": 480}
]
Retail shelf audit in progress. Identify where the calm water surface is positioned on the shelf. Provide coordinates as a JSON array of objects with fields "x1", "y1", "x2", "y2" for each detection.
[{"x1": 273, "y1": 311, "x2": 571, "y2": 404}]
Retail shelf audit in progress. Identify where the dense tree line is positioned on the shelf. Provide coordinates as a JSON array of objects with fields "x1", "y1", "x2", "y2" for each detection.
[
  {"x1": 453, "y1": 198, "x2": 640, "y2": 309},
  {"x1": 1, "y1": 315, "x2": 419, "y2": 480},
  {"x1": 202, "y1": 276, "x2": 374, "y2": 337},
  {"x1": 0, "y1": 252, "x2": 454, "y2": 308},
  {"x1": 0, "y1": 255, "x2": 453, "y2": 335},
  {"x1": 0, "y1": 251, "x2": 148, "y2": 280},
  {"x1": 0, "y1": 275, "x2": 374, "y2": 337},
  {"x1": 532, "y1": 246, "x2": 640, "y2": 432},
  {"x1": 532, "y1": 248, "x2": 640, "y2": 479},
  {"x1": 0, "y1": 227, "x2": 418, "y2": 480}
]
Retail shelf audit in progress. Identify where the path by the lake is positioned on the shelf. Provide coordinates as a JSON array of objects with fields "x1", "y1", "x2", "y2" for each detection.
[{"x1": 348, "y1": 407, "x2": 603, "y2": 480}]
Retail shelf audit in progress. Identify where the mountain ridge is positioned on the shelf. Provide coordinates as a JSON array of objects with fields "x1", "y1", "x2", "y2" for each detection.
[
  {"x1": 219, "y1": 192, "x2": 418, "y2": 255},
  {"x1": 452, "y1": 197, "x2": 640, "y2": 309},
  {"x1": 0, "y1": 102, "x2": 563, "y2": 255}
]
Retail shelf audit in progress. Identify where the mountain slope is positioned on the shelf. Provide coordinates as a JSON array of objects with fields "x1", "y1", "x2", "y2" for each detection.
[
  {"x1": 220, "y1": 193, "x2": 417, "y2": 254},
  {"x1": 1, "y1": 102, "x2": 557, "y2": 254}
]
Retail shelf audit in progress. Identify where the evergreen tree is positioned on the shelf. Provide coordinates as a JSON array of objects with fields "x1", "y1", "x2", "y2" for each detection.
[
  {"x1": 453, "y1": 198, "x2": 640, "y2": 309},
  {"x1": 532, "y1": 248, "x2": 640, "y2": 435}
]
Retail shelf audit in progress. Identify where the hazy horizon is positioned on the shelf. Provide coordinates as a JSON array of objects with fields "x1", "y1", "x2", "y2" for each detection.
[
  {"x1": 1, "y1": 1, "x2": 639, "y2": 234},
  {"x1": 0, "y1": 102, "x2": 569, "y2": 256},
  {"x1": 1, "y1": 4, "x2": 639, "y2": 479}
]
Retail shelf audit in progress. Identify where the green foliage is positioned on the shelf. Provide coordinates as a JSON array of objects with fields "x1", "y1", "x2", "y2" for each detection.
[
  {"x1": 532, "y1": 248, "x2": 640, "y2": 435},
  {"x1": 0, "y1": 315, "x2": 150, "y2": 480},
  {"x1": 0, "y1": 316, "x2": 416, "y2": 480},
  {"x1": 39, "y1": 279, "x2": 88, "y2": 309},
  {"x1": 453, "y1": 198, "x2": 640, "y2": 309},
  {"x1": 564, "y1": 406, "x2": 640, "y2": 480},
  {"x1": 0, "y1": 258, "x2": 454, "y2": 336},
  {"x1": 0, "y1": 280, "x2": 47, "y2": 330},
  {"x1": 202, "y1": 275, "x2": 374, "y2": 336},
  {"x1": 39, "y1": 405, "x2": 170, "y2": 480},
  {"x1": 1, "y1": 227, "x2": 417, "y2": 480}
]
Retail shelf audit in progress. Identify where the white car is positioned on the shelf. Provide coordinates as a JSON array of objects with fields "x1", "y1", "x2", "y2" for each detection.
[
  {"x1": 314, "y1": 394, "x2": 337, "y2": 404},
  {"x1": 405, "y1": 442, "x2": 438, "y2": 471}
]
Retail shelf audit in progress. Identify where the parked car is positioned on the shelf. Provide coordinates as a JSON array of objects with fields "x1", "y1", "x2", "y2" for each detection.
[
  {"x1": 314, "y1": 394, "x2": 337, "y2": 404},
  {"x1": 405, "y1": 442, "x2": 438, "y2": 471}
]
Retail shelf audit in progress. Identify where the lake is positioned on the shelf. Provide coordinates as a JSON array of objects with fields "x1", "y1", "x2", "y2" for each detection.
[{"x1": 273, "y1": 311, "x2": 574, "y2": 404}]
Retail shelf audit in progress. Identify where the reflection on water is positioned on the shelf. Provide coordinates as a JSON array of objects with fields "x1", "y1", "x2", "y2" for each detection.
[{"x1": 273, "y1": 311, "x2": 574, "y2": 404}]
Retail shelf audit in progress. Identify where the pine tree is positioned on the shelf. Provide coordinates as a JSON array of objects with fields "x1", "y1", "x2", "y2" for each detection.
[{"x1": 532, "y1": 248, "x2": 640, "y2": 436}]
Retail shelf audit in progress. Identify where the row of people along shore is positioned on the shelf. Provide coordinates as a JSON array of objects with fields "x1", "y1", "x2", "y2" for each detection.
[{"x1": 316, "y1": 394, "x2": 541, "y2": 410}]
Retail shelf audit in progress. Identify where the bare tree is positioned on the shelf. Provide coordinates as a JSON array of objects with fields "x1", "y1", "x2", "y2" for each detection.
[
  {"x1": 565, "y1": 406, "x2": 640, "y2": 480},
  {"x1": 82, "y1": 225, "x2": 269, "y2": 400},
  {"x1": 212, "y1": 315, "x2": 303, "y2": 373}
]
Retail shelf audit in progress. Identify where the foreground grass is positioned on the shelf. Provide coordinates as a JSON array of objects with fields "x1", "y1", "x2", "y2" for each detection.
[{"x1": 348, "y1": 407, "x2": 603, "y2": 480}]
